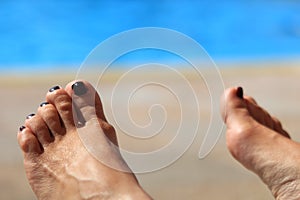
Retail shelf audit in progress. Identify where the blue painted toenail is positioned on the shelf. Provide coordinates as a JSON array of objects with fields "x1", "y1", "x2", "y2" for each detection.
[
  {"x1": 40, "y1": 102, "x2": 49, "y2": 107},
  {"x1": 49, "y1": 85, "x2": 60, "y2": 92},
  {"x1": 236, "y1": 87, "x2": 244, "y2": 99},
  {"x1": 72, "y1": 81, "x2": 87, "y2": 96},
  {"x1": 26, "y1": 113, "x2": 35, "y2": 119},
  {"x1": 19, "y1": 126, "x2": 26, "y2": 131}
]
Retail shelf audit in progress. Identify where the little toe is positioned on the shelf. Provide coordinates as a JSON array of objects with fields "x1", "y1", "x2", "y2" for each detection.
[
  {"x1": 25, "y1": 114, "x2": 53, "y2": 146},
  {"x1": 18, "y1": 126, "x2": 42, "y2": 154},
  {"x1": 46, "y1": 86, "x2": 75, "y2": 130}
]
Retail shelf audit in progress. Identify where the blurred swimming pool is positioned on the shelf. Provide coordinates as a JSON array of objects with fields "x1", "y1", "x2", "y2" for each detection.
[{"x1": 1, "y1": 0, "x2": 300, "y2": 70}]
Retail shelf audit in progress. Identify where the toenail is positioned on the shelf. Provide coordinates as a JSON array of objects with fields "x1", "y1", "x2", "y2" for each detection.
[
  {"x1": 26, "y1": 113, "x2": 35, "y2": 119},
  {"x1": 19, "y1": 126, "x2": 26, "y2": 132},
  {"x1": 49, "y1": 85, "x2": 60, "y2": 92},
  {"x1": 40, "y1": 102, "x2": 49, "y2": 107},
  {"x1": 72, "y1": 81, "x2": 87, "y2": 96},
  {"x1": 236, "y1": 87, "x2": 244, "y2": 99}
]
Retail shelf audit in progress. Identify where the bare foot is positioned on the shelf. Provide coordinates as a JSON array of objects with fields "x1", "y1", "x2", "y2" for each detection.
[
  {"x1": 17, "y1": 80, "x2": 151, "y2": 200},
  {"x1": 221, "y1": 87, "x2": 300, "y2": 199}
]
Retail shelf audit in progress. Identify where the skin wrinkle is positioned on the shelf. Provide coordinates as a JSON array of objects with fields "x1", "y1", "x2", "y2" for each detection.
[
  {"x1": 247, "y1": 142, "x2": 300, "y2": 200},
  {"x1": 28, "y1": 163, "x2": 57, "y2": 200},
  {"x1": 271, "y1": 167, "x2": 300, "y2": 199},
  {"x1": 275, "y1": 180, "x2": 298, "y2": 200},
  {"x1": 221, "y1": 87, "x2": 300, "y2": 199},
  {"x1": 18, "y1": 80, "x2": 152, "y2": 200}
]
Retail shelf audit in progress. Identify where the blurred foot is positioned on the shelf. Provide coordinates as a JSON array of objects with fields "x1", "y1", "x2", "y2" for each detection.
[
  {"x1": 221, "y1": 87, "x2": 300, "y2": 199},
  {"x1": 18, "y1": 80, "x2": 151, "y2": 200}
]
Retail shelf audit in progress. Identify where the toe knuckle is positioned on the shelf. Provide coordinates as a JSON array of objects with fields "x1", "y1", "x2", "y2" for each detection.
[
  {"x1": 19, "y1": 132, "x2": 34, "y2": 150},
  {"x1": 56, "y1": 97, "x2": 72, "y2": 113},
  {"x1": 41, "y1": 105, "x2": 55, "y2": 115}
]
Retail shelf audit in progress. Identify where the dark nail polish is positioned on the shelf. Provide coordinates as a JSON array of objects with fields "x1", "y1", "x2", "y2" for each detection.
[
  {"x1": 236, "y1": 87, "x2": 244, "y2": 99},
  {"x1": 19, "y1": 126, "x2": 25, "y2": 131},
  {"x1": 26, "y1": 113, "x2": 35, "y2": 119},
  {"x1": 40, "y1": 102, "x2": 49, "y2": 107},
  {"x1": 49, "y1": 85, "x2": 60, "y2": 92},
  {"x1": 72, "y1": 81, "x2": 87, "y2": 96}
]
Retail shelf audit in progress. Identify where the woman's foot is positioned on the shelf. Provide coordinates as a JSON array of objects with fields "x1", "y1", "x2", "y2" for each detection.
[
  {"x1": 221, "y1": 87, "x2": 300, "y2": 199},
  {"x1": 17, "y1": 80, "x2": 151, "y2": 200}
]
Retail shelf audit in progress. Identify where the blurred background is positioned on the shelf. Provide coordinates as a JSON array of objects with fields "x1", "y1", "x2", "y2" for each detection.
[
  {"x1": 1, "y1": 0, "x2": 300, "y2": 199},
  {"x1": 1, "y1": 0, "x2": 300, "y2": 71}
]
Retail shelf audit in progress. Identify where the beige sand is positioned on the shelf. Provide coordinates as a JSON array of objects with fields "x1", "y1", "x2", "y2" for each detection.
[{"x1": 1, "y1": 62, "x2": 300, "y2": 199}]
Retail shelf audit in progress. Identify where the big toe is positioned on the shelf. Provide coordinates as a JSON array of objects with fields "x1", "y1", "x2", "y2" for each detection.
[
  {"x1": 65, "y1": 80, "x2": 127, "y2": 171},
  {"x1": 65, "y1": 80, "x2": 117, "y2": 144},
  {"x1": 221, "y1": 87, "x2": 256, "y2": 131},
  {"x1": 66, "y1": 80, "x2": 106, "y2": 123}
]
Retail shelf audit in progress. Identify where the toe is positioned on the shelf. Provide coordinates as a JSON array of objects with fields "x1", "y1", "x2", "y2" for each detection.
[
  {"x1": 244, "y1": 93, "x2": 289, "y2": 136},
  {"x1": 38, "y1": 102, "x2": 65, "y2": 136},
  {"x1": 25, "y1": 113, "x2": 53, "y2": 146},
  {"x1": 65, "y1": 80, "x2": 118, "y2": 144},
  {"x1": 244, "y1": 95, "x2": 258, "y2": 105},
  {"x1": 18, "y1": 126, "x2": 42, "y2": 154},
  {"x1": 65, "y1": 80, "x2": 107, "y2": 123},
  {"x1": 46, "y1": 86, "x2": 75, "y2": 130},
  {"x1": 244, "y1": 97, "x2": 274, "y2": 128},
  {"x1": 221, "y1": 87, "x2": 257, "y2": 156},
  {"x1": 221, "y1": 87, "x2": 255, "y2": 129}
]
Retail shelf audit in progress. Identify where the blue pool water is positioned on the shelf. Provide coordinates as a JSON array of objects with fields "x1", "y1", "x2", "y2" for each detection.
[{"x1": 1, "y1": 0, "x2": 300, "y2": 71}]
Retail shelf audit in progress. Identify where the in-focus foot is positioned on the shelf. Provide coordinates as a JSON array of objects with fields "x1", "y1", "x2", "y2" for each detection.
[
  {"x1": 221, "y1": 87, "x2": 300, "y2": 200},
  {"x1": 18, "y1": 80, "x2": 151, "y2": 200}
]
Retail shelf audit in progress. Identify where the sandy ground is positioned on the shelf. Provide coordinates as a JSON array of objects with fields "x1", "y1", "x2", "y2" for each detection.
[{"x1": 1, "y1": 62, "x2": 300, "y2": 199}]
